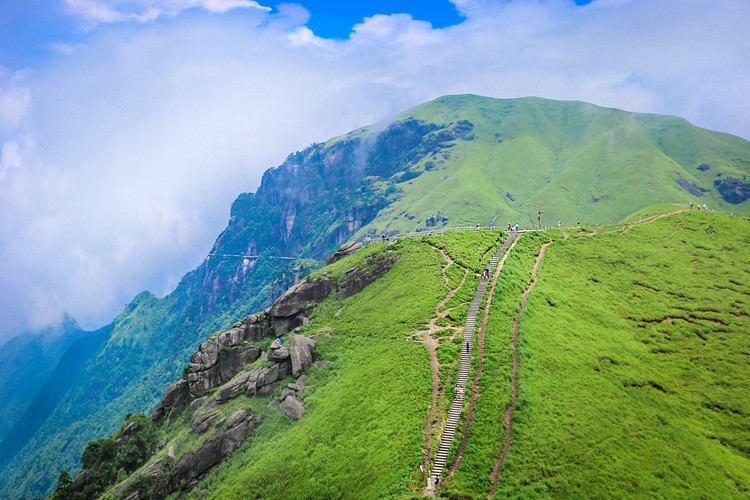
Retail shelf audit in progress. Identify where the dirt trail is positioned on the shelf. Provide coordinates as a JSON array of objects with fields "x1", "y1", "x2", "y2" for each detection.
[
  {"x1": 489, "y1": 239, "x2": 550, "y2": 498},
  {"x1": 421, "y1": 247, "x2": 470, "y2": 472},
  {"x1": 574, "y1": 210, "x2": 687, "y2": 238},
  {"x1": 619, "y1": 209, "x2": 686, "y2": 233},
  {"x1": 440, "y1": 236, "x2": 520, "y2": 489}
]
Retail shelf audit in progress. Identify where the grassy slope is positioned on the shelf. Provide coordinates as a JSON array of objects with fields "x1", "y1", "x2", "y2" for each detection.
[
  {"x1": 175, "y1": 232, "x2": 503, "y2": 499},
  {"x1": 447, "y1": 232, "x2": 549, "y2": 495},
  {"x1": 353, "y1": 95, "x2": 750, "y2": 238},
  {"x1": 492, "y1": 211, "x2": 750, "y2": 498},
  {"x1": 194, "y1": 211, "x2": 750, "y2": 499}
]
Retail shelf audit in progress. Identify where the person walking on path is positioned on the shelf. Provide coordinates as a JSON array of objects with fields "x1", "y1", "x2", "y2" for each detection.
[
  {"x1": 466, "y1": 341, "x2": 470, "y2": 352},
  {"x1": 558, "y1": 219, "x2": 561, "y2": 228},
  {"x1": 690, "y1": 201, "x2": 693, "y2": 210}
]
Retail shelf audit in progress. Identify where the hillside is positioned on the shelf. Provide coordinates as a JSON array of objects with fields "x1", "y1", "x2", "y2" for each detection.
[
  {"x1": 0, "y1": 315, "x2": 89, "y2": 445},
  {"x1": 3, "y1": 95, "x2": 750, "y2": 498},
  {"x1": 51, "y1": 210, "x2": 750, "y2": 499}
]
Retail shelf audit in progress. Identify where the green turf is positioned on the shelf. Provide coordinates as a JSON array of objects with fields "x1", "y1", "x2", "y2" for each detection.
[{"x1": 493, "y1": 211, "x2": 750, "y2": 498}]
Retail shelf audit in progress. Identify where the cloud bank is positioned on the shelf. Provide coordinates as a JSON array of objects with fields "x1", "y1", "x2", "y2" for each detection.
[{"x1": 0, "y1": 0, "x2": 748, "y2": 343}]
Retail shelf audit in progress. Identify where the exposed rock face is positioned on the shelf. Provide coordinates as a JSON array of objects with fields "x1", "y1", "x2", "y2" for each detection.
[
  {"x1": 676, "y1": 176, "x2": 708, "y2": 196},
  {"x1": 110, "y1": 458, "x2": 167, "y2": 498},
  {"x1": 190, "y1": 410, "x2": 220, "y2": 434},
  {"x1": 325, "y1": 241, "x2": 363, "y2": 265},
  {"x1": 153, "y1": 248, "x2": 398, "y2": 424},
  {"x1": 151, "y1": 380, "x2": 188, "y2": 425},
  {"x1": 714, "y1": 177, "x2": 750, "y2": 204},
  {"x1": 215, "y1": 370, "x2": 256, "y2": 404},
  {"x1": 269, "y1": 278, "x2": 334, "y2": 337},
  {"x1": 271, "y1": 278, "x2": 334, "y2": 318},
  {"x1": 186, "y1": 336, "x2": 261, "y2": 398},
  {"x1": 174, "y1": 410, "x2": 258, "y2": 491},
  {"x1": 424, "y1": 213, "x2": 448, "y2": 227},
  {"x1": 336, "y1": 253, "x2": 400, "y2": 301}
]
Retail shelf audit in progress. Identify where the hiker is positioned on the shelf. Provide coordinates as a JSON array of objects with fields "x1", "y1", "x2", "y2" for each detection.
[
  {"x1": 577, "y1": 219, "x2": 580, "y2": 227},
  {"x1": 476, "y1": 223, "x2": 480, "y2": 230},
  {"x1": 690, "y1": 201, "x2": 693, "y2": 210},
  {"x1": 435, "y1": 476, "x2": 440, "y2": 488},
  {"x1": 515, "y1": 223, "x2": 519, "y2": 232},
  {"x1": 466, "y1": 341, "x2": 470, "y2": 352},
  {"x1": 280, "y1": 337, "x2": 284, "y2": 346},
  {"x1": 489, "y1": 221, "x2": 493, "y2": 229},
  {"x1": 703, "y1": 203, "x2": 707, "y2": 210},
  {"x1": 558, "y1": 220, "x2": 561, "y2": 227}
]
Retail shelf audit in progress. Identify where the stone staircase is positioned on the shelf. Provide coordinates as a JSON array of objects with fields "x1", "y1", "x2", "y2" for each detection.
[{"x1": 427, "y1": 232, "x2": 517, "y2": 494}]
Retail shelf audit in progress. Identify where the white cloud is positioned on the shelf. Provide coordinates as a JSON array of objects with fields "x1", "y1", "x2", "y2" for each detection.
[
  {"x1": 0, "y1": 69, "x2": 31, "y2": 131},
  {"x1": 65, "y1": 0, "x2": 270, "y2": 26},
  {"x1": 0, "y1": 141, "x2": 21, "y2": 179},
  {"x1": 1, "y1": 0, "x2": 749, "y2": 342}
]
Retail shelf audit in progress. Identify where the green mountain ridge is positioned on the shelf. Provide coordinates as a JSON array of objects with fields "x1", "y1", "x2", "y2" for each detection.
[
  {"x1": 53, "y1": 210, "x2": 750, "y2": 499},
  {"x1": 0, "y1": 314, "x2": 90, "y2": 445},
  {"x1": 1, "y1": 95, "x2": 749, "y2": 498}
]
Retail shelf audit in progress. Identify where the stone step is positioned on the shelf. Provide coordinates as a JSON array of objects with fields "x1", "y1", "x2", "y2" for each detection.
[{"x1": 428, "y1": 235, "x2": 517, "y2": 491}]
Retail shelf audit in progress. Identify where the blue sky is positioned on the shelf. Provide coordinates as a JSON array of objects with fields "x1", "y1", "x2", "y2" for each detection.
[
  {"x1": 0, "y1": 0, "x2": 748, "y2": 343},
  {"x1": 290, "y1": 1, "x2": 465, "y2": 38}
]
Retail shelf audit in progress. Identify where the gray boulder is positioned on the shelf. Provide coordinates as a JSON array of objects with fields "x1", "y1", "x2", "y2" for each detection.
[
  {"x1": 226, "y1": 409, "x2": 249, "y2": 429},
  {"x1": 189, "y1": 396, "x2": 209, "y2": 413},
  {"x1": 279, "y1": 396, "x2": 306, "y2": 420},
  {"x1": 288, "y1": 334, "x2": 316, "y2": 377},
  {"x1": 151, "y1": 379, "x2": 188, "y2": 424},
  {"x1": 216, "y1": 371, "x2": 255, "y2": 404},
  {"x1": 268, "y1": 346, "x2": 290, "y2": 361},
  {"x1": 190, "y1": 410, "x2": 220, "y2": 434}
]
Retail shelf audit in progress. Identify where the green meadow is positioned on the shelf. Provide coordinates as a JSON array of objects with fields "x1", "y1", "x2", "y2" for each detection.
[
  {"x1": 74, "y1": 210, "x2": 750, "y2": 500},
  {"x1": 184, "y1": 233, "x2": 490, "y2": 499},
  {"x1": 493, "y1": 211, "x2": 750, "y2": 498},
  {"x1": 180, "y1": 212, "x2": 750, "y2": 499}
]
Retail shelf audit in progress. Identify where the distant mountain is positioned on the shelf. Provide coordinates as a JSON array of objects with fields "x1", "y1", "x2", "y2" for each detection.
[
  {"x1": 2, "y1": 95, "x2": 749, "y2": 498},
  {"x1": 0, "y1": 314, "x2": 88, "y2": 444}
]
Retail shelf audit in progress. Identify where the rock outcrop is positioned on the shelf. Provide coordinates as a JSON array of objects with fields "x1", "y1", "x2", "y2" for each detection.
[
  {"x1": 138, "y1": 245, "x2": 399, "y2": 498},
  {"x1": 336, "y1": 252, "x2": 400, "y2": 301},
  {"x1": 174, "y1": 409, "x2": 259, "y2": 490},
  {"x1": 325, "y1": 241, "x2": 363, "y2": 265},
  {"x1": 153, "y1": 247, "x2": 399, "y2": 424}
]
